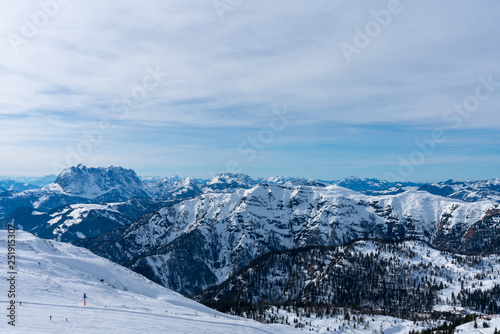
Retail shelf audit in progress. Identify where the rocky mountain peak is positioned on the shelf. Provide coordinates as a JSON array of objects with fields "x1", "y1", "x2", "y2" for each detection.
[{"x1": 54, "y1": 165, "x2": 148, "y2": 201}]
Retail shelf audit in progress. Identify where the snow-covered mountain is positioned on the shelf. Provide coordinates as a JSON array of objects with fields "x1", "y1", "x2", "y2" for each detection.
[
  {"x1": 0, "y1": 175, "x2": 56, "y2": 188},
  {"x1": 266, "y1": 175, "x2": 500, "y2": 201},
  {"x1": 2, "y1": 165, "x2": 500, "y2": 297},
  {"x1": 0, "y1": 166, "x2": 203, "y2": 220},
  {"x1": 204, "y1": 173, "x2": 258, "y2": 192},
  {"x1": 419, "y1": 178, "x2": 500, "y2": 202},
  {"x1": 0, "y1": 197, "x2": 174, "y2": 242},
  {"x1": 0, "y1": 230, "x2": 297, "y2": 334},
  {"x1": 0, "y1": 179, "x2": 40, "y2": 192},
  {"x1": 266, "y1": 176, "x2": 329, "y2": 187},
  {"x1": 2, "y1": 165, "x2": 499, "y2": 220},
  {"x1": 0, "y1": 184, "x2": 91, "y2": 220},
  {"x1": 2, "y1": 165, "x2": 500, "y2": 332},
  {"x1": 144, "y1": 177, "x2": 202, "y2": 200},
  {"x1": 332, "y1": 176, "x2": 420, "y2": 195},
  {"x1": 54, "y1": 165, "x2": 149, "y2": 201},
  {"x1": 77, "y1": 183, "x2": 500, "y2": 296},
  {"x1": 141, "y1": 175, "x2": 183, "y2": 183}
]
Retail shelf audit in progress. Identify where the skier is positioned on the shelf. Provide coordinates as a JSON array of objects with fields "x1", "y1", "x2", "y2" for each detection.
[{"x1": 50, "y1": 316, "x2": 52, "y2": 321}]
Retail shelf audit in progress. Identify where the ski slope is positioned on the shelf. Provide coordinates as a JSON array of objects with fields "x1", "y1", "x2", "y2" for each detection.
[{"x1": 0, "y1": 230, "x2": 297, "y2": 333}]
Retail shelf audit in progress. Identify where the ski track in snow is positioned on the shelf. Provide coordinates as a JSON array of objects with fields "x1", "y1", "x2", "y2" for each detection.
[{"x1": 0, "y1": 231, "x2": 297, "y2": 334}]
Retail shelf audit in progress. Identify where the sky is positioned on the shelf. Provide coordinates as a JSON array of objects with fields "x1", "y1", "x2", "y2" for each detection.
[{"x1": 0, "y1": 0, "x2": 499, "y2": 182}]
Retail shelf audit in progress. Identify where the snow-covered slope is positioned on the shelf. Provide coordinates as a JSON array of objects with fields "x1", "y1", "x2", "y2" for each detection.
[
  {"x1": 0, "y1": 230, "x2": 297, "y2": 334},
  {"x1": 144, "y1": 177, "x2": 202, "y2": 200},
  {"x1": 78, "y1": 183, "x2": 500, "y2": 295},
  {"x1": 266, "y1": 176, "x2": 328, "y2": 187},
  {"x1": 0, "y1": 197, "x2": 174, "y2": 242},
  {"x1": 0, "y1": 184, "x2": 91, "y2": 219},
  {"x1": 456, "y1": 316, "x2": 500, "y2": 333},
  {"x1": 250, "y1": 309, "x2": 442, "y2": 334}
]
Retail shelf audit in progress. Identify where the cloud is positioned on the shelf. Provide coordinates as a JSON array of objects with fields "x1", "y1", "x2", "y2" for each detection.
[{"x1": 0, "y1": 0, "x2": 499, "y2": 178}]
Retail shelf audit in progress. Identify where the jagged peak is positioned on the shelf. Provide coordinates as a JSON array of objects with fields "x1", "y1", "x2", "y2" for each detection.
[{"x1": 54, "y1": 165, "x2": 147, "y2": 200}]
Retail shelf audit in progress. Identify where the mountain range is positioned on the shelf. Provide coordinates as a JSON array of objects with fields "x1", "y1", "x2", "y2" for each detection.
[
  {"x1": 76, "y1": 182, "x2": 500, "y2": 296},
  {"x1": 2, "y1": 165, "x2": 500, "y2": 333},
  {"x1": 2, "y1": 165, "x2": 500, "y2": 298}
]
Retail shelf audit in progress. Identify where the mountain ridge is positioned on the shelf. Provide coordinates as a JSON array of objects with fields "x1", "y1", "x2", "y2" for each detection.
[
  {"x1": 76, "y1": 182, "x2": 500, "y2": 296},
  {"x1": 2, "y1": 165, "x2": 500, "y2": 299}
]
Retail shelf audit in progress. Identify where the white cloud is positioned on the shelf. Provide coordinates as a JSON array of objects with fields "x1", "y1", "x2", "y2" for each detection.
[{"x1": 0, "y1": 0, "x2": 499, "y2": 176}]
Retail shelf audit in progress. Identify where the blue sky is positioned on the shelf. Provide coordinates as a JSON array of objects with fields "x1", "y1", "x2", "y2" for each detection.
[{"x1": 0, "y1": 0, "x2": 499, "y2": 181}]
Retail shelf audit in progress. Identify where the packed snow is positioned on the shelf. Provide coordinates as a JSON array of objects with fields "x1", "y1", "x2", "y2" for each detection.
[{"x1": 0, "y1": 230, "x2": 298, "y2": 333}]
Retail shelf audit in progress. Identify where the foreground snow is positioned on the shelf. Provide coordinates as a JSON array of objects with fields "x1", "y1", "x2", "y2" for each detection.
[{"x1": 0, "y1": 230, "x2": 297, "y2": 333}]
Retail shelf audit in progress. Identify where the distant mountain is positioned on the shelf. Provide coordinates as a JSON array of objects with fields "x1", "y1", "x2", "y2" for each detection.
[
  {"x1": 1, "y1": 174, "x2": 56, "y2": 187},
  {"x1": 332, "y1": 176, "x2": 420, "y2": 195},
  {"x1": 76, "y1": 183, "x2": 500, "y2": 296},
  {"x1": 204, "y1": 173, "x2": 258, "y2": 192},
  {"x1": 0, "y1": 179, "x2": 40, "y2": 192},
  {"x1": 263, "y1": 176, "x2": 419, "y2": 194},
  {"x1": 54, "y1": 164, "x2": 149, "y2": 202},
  {"x1": 266, "y1": 176, "x2": 329, "y2": 187},
  {"x1": 144, "y1": 177, "x2": 202, "y2": 200},
  {"x1": 141, "y1": 175, "x2": 183, "y2": 183},
  {"x1": 265, "y1": 176, "x2": 500, "y2": 200},
  {"x1": 418, "y1": 178, "x2": 500, "y2": 202},
  {"x1": 0, "y1": 166, "x2": 205, "y2": 239}
]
